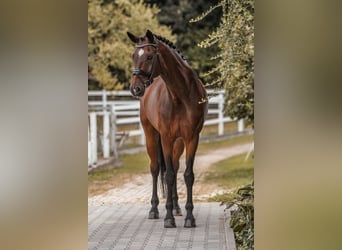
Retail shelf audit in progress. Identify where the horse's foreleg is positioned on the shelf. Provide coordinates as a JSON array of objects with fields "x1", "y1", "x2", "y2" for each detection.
[
  {"x1": 172, "y1": 175, "x2": 182, "y2": 216},
  {"x1": 144, "y1": 125, "x2": 160, "y2": 219},
  {"x1": 164, "y1": 156, "x2": 176, "y2": 227},
  {"x1": 184, "y1": 136, "x2": 199, "y2": 228},
  {"x1": 161, "y1": 138, "x2": 176, "y2": 228},
  {"x1": 149, "y1": 167, "x2": 159, "y2": 219}
]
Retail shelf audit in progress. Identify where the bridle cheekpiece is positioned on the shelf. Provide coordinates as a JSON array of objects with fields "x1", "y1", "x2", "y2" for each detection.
[{"x1": 132, "y1": 40, "x2": 159, "y2": 88}]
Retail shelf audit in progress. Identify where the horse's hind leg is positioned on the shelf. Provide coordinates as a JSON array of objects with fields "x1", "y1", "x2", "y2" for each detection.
[
  {"x1": 145, "y1": 125, "x2": 160, "y2": 219},
  {"x1": 172, "y1": 180, "x2": 182, "y2": 216}
]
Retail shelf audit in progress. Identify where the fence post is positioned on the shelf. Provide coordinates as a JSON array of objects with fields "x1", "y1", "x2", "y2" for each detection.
[
  {"x1": 89, "y1": 112, "x2": 97, "y2": 164},
  {"x1": 103, "y1": 111, "x2": 110, "y2": 158},
  {"x1": 238, "y1": 119, "x2": 244, "y2": 132},
  {"x1": 88, "y1": 124, "x2": 91, "y2": 166},
  {"x1": 139, "y1": 121, "x2": 145, "y2": 145},
  {"x1": 102, "y1": 89, "x2": 107, "y2": 111},
  {"x1": 110, "y1": 106, "x2": 118, "y2": 158},
  {"x1": 218, "y1": 93, "x2": 224, "y2": 136}
]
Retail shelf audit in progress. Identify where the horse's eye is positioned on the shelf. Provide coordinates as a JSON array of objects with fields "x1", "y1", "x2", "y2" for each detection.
[{"x1": 147, "y1": 55, "x2": 153, "y2": 60}]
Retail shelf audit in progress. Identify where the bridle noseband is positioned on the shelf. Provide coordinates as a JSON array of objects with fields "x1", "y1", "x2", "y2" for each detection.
[{"x1": 132, "y1": 42, "x2": 158, "y2": 88}]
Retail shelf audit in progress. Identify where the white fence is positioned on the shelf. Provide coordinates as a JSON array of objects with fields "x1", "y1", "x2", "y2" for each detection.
[{"x1": 88, "y1": 90, "x2": 244, "y2": 166}]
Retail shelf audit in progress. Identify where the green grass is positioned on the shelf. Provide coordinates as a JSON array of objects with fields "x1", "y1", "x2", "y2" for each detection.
[
  {"x1": 89, "y1": 153, "x2": 149, "y2": 180},
  {"x1": 207, "y1": 192, "x2": 238, "y2": 203},
  {"x1": 205, "y1": 153, "x2": 254, "y2": 202},
  {"x1": 201, "y1": 121, "x2": 238, "y2": 137},
  {"x1": 88, "y1": 152, "x2": 149, "y2": 196},
  {"x1": 197, "y1": 133, "x2": 253, "y2": 154}
]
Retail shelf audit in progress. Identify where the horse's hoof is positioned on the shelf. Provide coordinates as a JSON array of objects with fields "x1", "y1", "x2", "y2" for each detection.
[
  {"x1": 164, "y1": 218, "x2": 176, "y2": 228},
  {"x1": 173, "y1": 208, "x2": 182, "y2": 216},
  {"x1": 148, "y1": 211, "x2": 159, "y2": 219},
  {"x1": 184, "y1": 218, "x2": 196, "y2": 228}
]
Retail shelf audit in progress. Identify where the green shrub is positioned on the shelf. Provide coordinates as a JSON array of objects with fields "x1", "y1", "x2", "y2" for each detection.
[{"x1": 225, "y1": 183, "x2": 254, "y2": 250}]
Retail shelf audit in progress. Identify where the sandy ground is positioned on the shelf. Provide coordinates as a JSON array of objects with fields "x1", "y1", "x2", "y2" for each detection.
[{"x1": 88, "y1": 143, "x2": 253, "y2": 206}]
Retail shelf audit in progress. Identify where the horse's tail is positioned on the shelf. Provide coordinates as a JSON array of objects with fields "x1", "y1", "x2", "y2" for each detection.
[{"x1": 158, "y1": 135, "x2": 167, "y2": 198}]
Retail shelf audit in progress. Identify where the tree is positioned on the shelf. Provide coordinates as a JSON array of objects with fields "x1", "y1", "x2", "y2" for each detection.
[
  {"x1": 190, "y1": 0, "x2": 254, "y2": 125},
  {"x1": 144, "y1": 0, "x2": 222, "y2": 84},
  {"x1": 88, "y1": 0, "x2": 175, "y2": 90}
]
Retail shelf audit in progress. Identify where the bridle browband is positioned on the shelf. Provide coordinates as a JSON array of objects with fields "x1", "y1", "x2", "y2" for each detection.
[
  {"x1": 132, "y1": 41, "x2": 158, "y2": 88},
  {"x1": 135, "y1": 43, "x2": 157, "y2": 48}
]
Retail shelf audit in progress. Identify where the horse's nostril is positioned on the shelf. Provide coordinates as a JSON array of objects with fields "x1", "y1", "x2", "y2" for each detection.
[
  {"x1": 134, "y1": 86, "x2": 141, "y2": 95},
  {"x1": 130, "y1": 84, "x2": 144, "y2": 97}
]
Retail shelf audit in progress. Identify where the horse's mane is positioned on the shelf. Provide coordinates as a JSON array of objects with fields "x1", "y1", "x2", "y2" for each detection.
[{"x1": 154, "y1": 34, "x2": 187, "y2": 61}]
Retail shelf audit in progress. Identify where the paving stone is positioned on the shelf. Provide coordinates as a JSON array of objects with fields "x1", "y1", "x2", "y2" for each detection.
[{"x1": 88, "y1": 202, "x2": 235, "y2": 250}]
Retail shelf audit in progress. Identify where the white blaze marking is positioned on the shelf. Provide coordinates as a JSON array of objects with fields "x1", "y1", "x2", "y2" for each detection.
[{"x1": 138, "y1": 49, "x2": 144, "y2": 57}]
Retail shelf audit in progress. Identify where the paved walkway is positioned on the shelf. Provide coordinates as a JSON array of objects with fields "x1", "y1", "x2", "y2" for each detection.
[
  {"x1": 88, "y1": 202, "x2": 235, "y2": 250},
  {"x1": 88, "y1": 143, "x2": 253, "y2": 249}
]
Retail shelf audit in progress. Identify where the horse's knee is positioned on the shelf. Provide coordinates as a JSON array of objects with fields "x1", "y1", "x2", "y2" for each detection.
[
  {"x1": 150, "y1": 164, "x2": 159, "y2": 176},
  {"x1": 184, "y1": 171, "x2": 194, "y2": 186}
]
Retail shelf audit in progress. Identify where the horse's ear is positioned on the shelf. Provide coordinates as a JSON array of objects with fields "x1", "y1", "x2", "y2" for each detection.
[
  {"x1": 146, "y1": 30, "x2": 154, "y2": 43},
  {"x1": 127, "y1": 32, "x2": 139, "y2": 43}
]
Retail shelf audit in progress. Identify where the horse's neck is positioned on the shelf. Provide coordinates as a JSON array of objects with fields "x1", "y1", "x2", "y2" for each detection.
[{"x1": 158, "y1": 44, "x2": 200, "y2": 102}]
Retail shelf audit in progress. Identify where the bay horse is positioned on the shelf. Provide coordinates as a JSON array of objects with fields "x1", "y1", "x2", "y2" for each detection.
[{"x1": 127, "y1": 30, "x2": 207, "y2": 228}]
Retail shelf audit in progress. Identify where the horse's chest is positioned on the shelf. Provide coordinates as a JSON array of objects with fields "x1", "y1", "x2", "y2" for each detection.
[
  {"x1": 161, "y1": 109, "x2": 200, "y2": 136},
  {"x1": 142, "y1": 96, "x2": 204, "y2": 137}
]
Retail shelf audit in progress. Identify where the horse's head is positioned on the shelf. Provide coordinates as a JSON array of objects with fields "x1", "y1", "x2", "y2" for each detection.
[{"x1": 127, "y1": 30, "x2": 159, "y2": 97}]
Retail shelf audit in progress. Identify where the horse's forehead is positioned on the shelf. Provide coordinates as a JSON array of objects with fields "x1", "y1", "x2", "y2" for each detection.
[
  {"x1": 138, "y1": 48, "x2": 144, "y2": 57},
  {"x1": 134, "y1": 44, "x2": 153, "y2": 58}
]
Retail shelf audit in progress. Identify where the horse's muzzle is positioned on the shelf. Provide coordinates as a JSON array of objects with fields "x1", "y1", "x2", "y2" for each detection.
[{"x1": 130, "y1": 85, "x2": 145, "y2": 97}]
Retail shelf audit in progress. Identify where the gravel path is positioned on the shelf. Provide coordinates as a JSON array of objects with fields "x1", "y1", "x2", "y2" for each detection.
[{"x1": 88, "y1": 143, "x2": 253, "y2": 206}]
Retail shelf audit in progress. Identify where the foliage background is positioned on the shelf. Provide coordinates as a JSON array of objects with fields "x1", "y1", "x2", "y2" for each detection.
[
  {"x1": 88, "y1": 0, "x2": 221, "y2": 90},
  {"x1": 88, "y1": 0, "x2": 175, "y2": 90},
  {"x1": 191, "y1": 0, "x2": 254, "y2": 124},
  {"x1": 88, "y1": 0, "x2": 254, "y2": 124}
]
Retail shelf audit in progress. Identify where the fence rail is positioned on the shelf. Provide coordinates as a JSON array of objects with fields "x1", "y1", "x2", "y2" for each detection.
[{"x1": 88, "y1": 90, "x2": 244, "y2": 166}]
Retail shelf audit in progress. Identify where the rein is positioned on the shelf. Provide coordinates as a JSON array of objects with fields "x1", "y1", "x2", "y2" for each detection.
[{"x1": 132, "y1": 42, "x2": 158, "y2": 88}]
